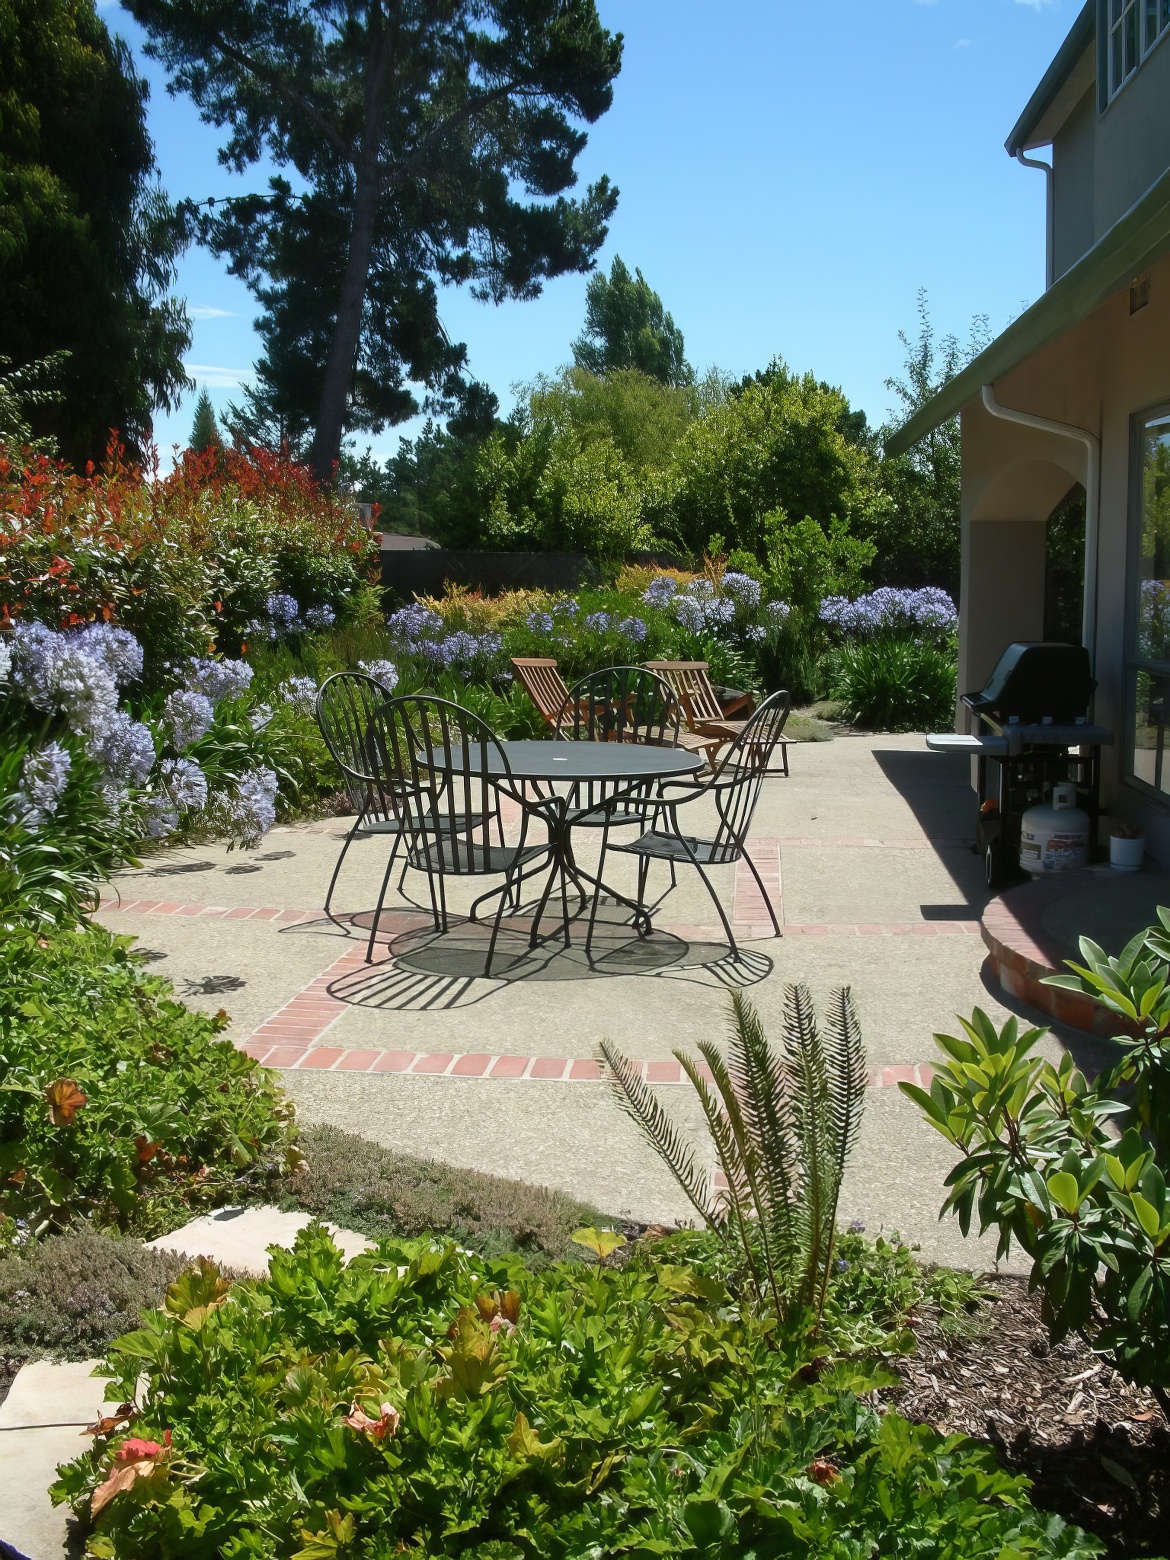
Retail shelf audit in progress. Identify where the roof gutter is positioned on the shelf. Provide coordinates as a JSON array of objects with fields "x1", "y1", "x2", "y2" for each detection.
[
  {"x1": 979, "y1": 385, "x2": 1100, "y2": 668},
  {"x1": 1015, "y1": 149, "x2": 1056, "y2": 290}
]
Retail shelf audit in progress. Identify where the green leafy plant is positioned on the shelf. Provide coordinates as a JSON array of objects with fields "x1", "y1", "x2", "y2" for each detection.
[
  {"x1": 53, "y1": 1224, "x2": 1100, "y2": 1558},
  {"x1": 602, "y1": 987, "x2": 867, "y2": 1324},
  {"x1": 0, "y1": 922, "x2": 297, "y2": 1234},
  {"x1": 903, "y1": 913, "x2": 1170, "y2": 1411},
  {"x1": 829, "y1": 637, "x2": 956, "y2": 731}
]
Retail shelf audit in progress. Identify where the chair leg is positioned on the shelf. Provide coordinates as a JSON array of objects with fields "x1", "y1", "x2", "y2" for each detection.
[
  {"x1": 484, "y1": 866, "x2": 515, "y2": 978},
  {"x1": 678, "y1": 838, "x2": 738, "y2": 959},
  {"x1": 585, "y1": 831, "x2": 610, "y2": 959},
  {"x1": 323, "y1": 815, "x2": 363, "y2": 927},
  {"x1": 742, "y1": 848, "x2": 782, "y2": 937},
  {"x1": 366, "y1": 844, "x2": 402, "y2": 964}
]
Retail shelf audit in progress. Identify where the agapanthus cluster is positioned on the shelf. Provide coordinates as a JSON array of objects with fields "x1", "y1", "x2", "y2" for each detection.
[
  {"x1": 526, "y1": 610, "x2": 555, "y2": 635},
  {"x1": 159, "y1": 757, "x2": 209, "y2": 814},
  {"x1": 186, "y1": 657, "x2": 253, "y2": 704},
  {"x1": 93, "y1": 710, "x2": 156, "y2": 786},
  {"x1": 74, "y1": 624, "x2": 144, "y2": 688},
  {"x1": 303, "y1": 604, "x2": 336, "y2": 630},
  {"x1": 277, "y1": 675, "x2": 320, "y2": 716},
  {"x1": 164, "y1": 689, "x2": 215, "y2": 751},
  {"x1": 266, "y1": 593, "x2": 300, "y2": 625},
  {"x1": 641, "y1": 575, "x2": 678, "y2": 608},
  {"x1": 387, "y1": 603, "x2": 444, "y2": 651},
  {"x1": 584, "y1": 611, "x2": 612, "y2": 635},
  {"x1": 721, "y1": 571, "x2": 763, "y2": 610},
  {"x1": 19, "y1": 741, "x2": 72, "y2": 824},
  {"x1": 0, "y1": 638, "x2": 11, "y2": 684},
  {"x1": 672, "y1": 579, "x2": 735, "y2": 635},
  {"x1": 436, "y1": 631, "x2": 503, "y2": 672},
  {"x1": 221, "y1": 767, "x2": 279, "y2": 845},
  {"x1": 10, "y1": 621, "x2": 119, "y2": 738},
  {"x1": 820, "y1": 587, "x2": 957, "y2": 638},
  {"x1": 617, "y1": 616, "x2": 648, "y2": 643},
  {"x1": 358, "y1": 660, "x2": 399, "y2": 692},
  {"x1": 552, "y1": 598, "x2": 580, "y2": 620},
  {"x1": 766, "y1": 600, "x2": 792, "y2": 625}
]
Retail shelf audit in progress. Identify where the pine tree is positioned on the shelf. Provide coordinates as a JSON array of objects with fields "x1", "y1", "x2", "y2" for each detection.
[
  {"x1": 189, "y1": 386, "x2": 219, "y2": 452},
  {"x1": 573, "y1": 257, "x2": 692, "y2": 387}
]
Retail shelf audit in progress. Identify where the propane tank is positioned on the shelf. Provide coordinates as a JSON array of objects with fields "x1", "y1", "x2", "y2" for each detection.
[{"x1": 1019, "y1": 782, "x2": 1090, "y2": 876}]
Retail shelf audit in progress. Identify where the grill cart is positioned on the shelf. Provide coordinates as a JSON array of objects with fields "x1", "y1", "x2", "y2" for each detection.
[{"x1": 925, "y1": 642, "x2": 1113, "y2": 888}]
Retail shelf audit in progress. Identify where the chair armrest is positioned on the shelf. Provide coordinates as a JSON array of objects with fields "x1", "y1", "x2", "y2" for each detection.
[{"x1": 713, "y1": 685, "x2": 752, "y2": 717}]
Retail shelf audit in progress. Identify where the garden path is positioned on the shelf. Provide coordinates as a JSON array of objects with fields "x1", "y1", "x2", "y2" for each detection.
[{"x1": 95, "y1": 733, "x2": 1079, "y2": 1270}]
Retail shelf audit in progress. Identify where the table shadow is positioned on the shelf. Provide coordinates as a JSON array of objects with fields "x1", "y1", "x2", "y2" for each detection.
[{"x1": 324, "y1": 914, "x2": 773, "y2": 1011}]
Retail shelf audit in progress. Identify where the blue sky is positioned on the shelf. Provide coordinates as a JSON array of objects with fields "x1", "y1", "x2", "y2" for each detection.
[{"x1": 109, "y1": 0, "x2": 1082, "y2": 463}]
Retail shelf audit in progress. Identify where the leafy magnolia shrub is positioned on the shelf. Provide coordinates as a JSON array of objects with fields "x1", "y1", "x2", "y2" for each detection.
[
  {"x1": 820, "y1": 586, "x2": 958, "y2": 731},
  {"x1": 0, "y1": 923, "x2": 297, "y2": 1235},
  {"x1": 903, "y1": 911, "x2": 1170, "y2": 1412},
  {"x1": 279, "y1": 1124, "x2": 602, "y2": 1262},
  {"x1": 0, "y1": 1228, "x2": 191, "y2": 1365},
  {"x1": 54, "y1": 1225, "x2": 1099, "y2": 1558}
]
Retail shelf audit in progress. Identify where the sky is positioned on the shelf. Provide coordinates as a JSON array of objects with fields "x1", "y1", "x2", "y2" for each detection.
[{"x1": 105, "y1": 0, "x2": 1085, "y2": 464}]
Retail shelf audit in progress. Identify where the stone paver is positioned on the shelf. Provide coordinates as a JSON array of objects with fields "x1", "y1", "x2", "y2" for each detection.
[
  {"x1": 0, "y1": 1359, "x2": 112, "y2": 1559},
  {"x1": 146, "y1": 1204, "x2": 372, "y2": 1274},
  {"x1": 95, "y1": 734, "x2": 1070, "y2": 1270}
]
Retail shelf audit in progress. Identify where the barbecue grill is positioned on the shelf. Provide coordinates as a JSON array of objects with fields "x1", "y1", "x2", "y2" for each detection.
[{"x1": 926, "y1": 641, "x2": 1113, "y2": 887}]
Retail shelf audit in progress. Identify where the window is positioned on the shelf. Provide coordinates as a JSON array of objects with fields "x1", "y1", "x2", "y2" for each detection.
[
  {"x1": 1107, "y1": 0, "x2": 1170, "y2": 102},
  {"x1": 1126, "y1": 407, "x2": 1170, "y2": 798}
]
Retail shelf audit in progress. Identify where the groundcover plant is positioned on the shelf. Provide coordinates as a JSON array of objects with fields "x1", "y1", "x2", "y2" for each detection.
[{"x1": 53, "y1": 1226, "x2": 1101, "y2": 1558}]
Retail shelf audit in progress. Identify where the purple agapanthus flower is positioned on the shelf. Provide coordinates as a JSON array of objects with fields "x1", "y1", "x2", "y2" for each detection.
[
  {"x1": 186, "y1": 657, "x2": 253, "y2": 705},
  {"x1": 584, "y1": 611, "x2": 612, "y2": 634},
  {"x1": 721, "y1": 571, "x2": 762, "y2": 610},
  {"x1": 93, "y1": 710, "x2": 156, "y2": 786},
  {"x1": 266, "y1": 592, "x2": 300, "y2": 625},
  {"x1": 11, "y1": 623, "x2": 119, "y2": 738},
  {"x1": 277, "y1": 675, "x2": 319, "y2": 716},
  {"x1": 75, "y1": 624, "x2": 144, "y2": 687},
  {"x1": 164, "y1": 689, "x2": 215, "y2": 750},
  {"x1": 526, "y1": 610, "x2": 555, "y2": 635},
  {"x1": 641, "y1": 575, "x2": 678, "y2": 608},
  {"x1": 159, "y1": 757, "x2": 209, "y2": 814},
  {"x1": 221, "y1": 767, "x2": 278, "y2": 844},
  {"x1": 358, "y1": 659, "x2": 399, "y2": 692},
  {"x1": 303, "y1": 604, "x2": 336, "y2": 629},
  {"x1": 618, "y1": 616, "x2": 648, "y2": 643},
  {"x1": 19, "y1": 741, "x2": 72, "y2": 824}
]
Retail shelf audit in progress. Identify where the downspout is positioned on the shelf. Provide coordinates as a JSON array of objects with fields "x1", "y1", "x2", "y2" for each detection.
[
  {"x1": 1015, "y1": 148, "x2": 1055, "y2": 291},
  {"x1": 980, "y1": 384, "x2": 1100, "y2": 670}
]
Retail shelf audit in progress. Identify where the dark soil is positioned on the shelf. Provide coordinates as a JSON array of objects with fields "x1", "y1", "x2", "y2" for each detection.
[{"x1": 888, "y1": 1274, "x2": 1169, "y2": 1559}]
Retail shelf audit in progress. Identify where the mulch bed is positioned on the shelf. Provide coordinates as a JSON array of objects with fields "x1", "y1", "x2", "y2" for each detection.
[{"x1": 887, "y1": 1275, "x2": 1169, "y2": 1558}]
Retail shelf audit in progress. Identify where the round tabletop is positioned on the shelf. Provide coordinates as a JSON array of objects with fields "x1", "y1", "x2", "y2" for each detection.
[{"x1": 426, "y1": 739, "x2": 702, "y2": 783}]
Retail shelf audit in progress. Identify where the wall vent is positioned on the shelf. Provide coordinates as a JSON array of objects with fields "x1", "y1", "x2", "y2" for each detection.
[{"x1": 1130, "y1": 275, "x2": 1151, "y2": 314}]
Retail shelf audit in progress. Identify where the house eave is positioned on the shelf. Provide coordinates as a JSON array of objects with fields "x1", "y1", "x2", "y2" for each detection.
[
  {"x1": 885, "y1": 165, "x2": 1170, "y2": 457},
  {"x1": 1005, "y1": 1, "x2": 1096, "y2": 155}
]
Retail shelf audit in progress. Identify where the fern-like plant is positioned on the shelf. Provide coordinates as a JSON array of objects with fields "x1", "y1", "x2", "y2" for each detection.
[{"x1": 601, "y1": 985, "x2": 867, "y2": 1322}]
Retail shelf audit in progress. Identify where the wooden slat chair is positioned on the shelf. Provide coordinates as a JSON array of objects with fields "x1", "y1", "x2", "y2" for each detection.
[
  {"x1": 514, "y1": 655, "x2": 720, "y2": 768},
  {"x1": 511, "y1": 657, "x2": 572, "y2": 729},
  {"x1": 646, "y1": 660, "x2": 791, "y2": 776}
]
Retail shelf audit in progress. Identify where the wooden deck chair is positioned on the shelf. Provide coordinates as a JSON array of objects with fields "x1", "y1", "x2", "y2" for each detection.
[
  {"x1": 511, "y1": 658, "x2": 571, "y2": 729},
  {"x1": 645, "y1": 660, "x2": 791, "y2": 776}
]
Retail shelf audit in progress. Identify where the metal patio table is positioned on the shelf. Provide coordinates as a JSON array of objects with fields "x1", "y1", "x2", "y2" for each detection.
[{"x1": 421, "y1": 738, "x2": 702, "y2": 948}]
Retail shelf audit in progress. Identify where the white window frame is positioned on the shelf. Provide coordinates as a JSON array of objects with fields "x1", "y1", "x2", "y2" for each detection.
[{"x1": 1105, "y1": 0, "x2": 1170, "y2": 103}]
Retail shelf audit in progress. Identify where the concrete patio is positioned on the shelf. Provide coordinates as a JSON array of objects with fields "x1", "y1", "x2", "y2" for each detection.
[{"x1": 94, "y1": 732, "x2": 1104, "y2": 1270}]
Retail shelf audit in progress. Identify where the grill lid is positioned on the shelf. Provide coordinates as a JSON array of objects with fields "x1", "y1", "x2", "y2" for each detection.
[{"x1": 962, "y1": 641, "x2": 1094, "y2": 724}]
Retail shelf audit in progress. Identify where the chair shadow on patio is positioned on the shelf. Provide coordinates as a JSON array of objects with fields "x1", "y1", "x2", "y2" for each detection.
[{"x1": 322, "y1": 907, "x2": 772, "y2": 1011}]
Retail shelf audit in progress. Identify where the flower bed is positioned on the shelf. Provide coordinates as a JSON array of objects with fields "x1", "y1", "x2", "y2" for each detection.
[{"x1": 53, "y1": 1225, "x2": 1100, "y2": 1558}]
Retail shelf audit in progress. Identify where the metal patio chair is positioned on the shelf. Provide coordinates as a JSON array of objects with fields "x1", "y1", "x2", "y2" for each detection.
[
  {"x1": 315, "y1": 672, "x2": 502, "y2": 931},
  {"x1": 552, "y1": 664, "x2": 687, "y2": 830},
  {"x1": 314, "y1": 672, "x2": 409, "y2": 927},
  {"x1": 591, "y1": 689, "x2": 791, "y2": 959},
  {"x1": 363, "y1": 695, "x2": 556, "y2": 972},
  {"x1": 646, "y1": 660, "x2": 791, "y2": 776}
]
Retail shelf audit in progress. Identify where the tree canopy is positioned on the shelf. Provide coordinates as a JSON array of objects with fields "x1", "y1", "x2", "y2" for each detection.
[
  {"x1": 127, "y1": 0, "x2": 624, "y2": 477},
  {"x1": 189, "y1": 386, "x2": 220, "y2": 451},
  {"x1": 572, "y1": 255, "x2": 691, "y2": 386},
  {"x1": 0, "y1": 0, "x2": 190, "y2": 465}
]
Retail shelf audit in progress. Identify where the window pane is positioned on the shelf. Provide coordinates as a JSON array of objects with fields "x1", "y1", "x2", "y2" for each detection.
[
  {"x1": 1147, "y1": 0, "x2": 1160, "y2": 47},
  {"x1": 1126, "y1": 4, "x2": 1141, "y2": 74},
  {"x1": 1112, "y1": 0, "x2": 1125, "y2": 22},
  {"x1": 1130, "y1": 669, "x2": 1170, "y2": 797},
  {"x1": 1162, "y1": 0, "x2": 1170, "y2": 36},
  {"x1": 1113, "y1": 21, "x2": 1125, "y2": 90},
  {"x1": 1136, "y1": 414, "x2": 1170, "y2": 660}
]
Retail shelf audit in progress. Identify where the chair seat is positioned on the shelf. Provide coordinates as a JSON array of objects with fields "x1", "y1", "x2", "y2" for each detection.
[
  {"x1": 609, "y1": 829, "x2": 740, "y2": 867},
  {"x1": 695, "y1": 719, "x2": 789, "y2": 745},
  {"x1": 407, "y1": 838, "x2": 547, "y2": 875}
]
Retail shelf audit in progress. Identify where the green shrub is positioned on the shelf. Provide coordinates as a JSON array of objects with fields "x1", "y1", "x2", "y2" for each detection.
[
  {"x1": 0, "y1": 1228, "x2": 192, "y2": 1365},
  {"x1": 0, "y1": 923, "x2": 297, "y2": 1235},
  {"x1": 829, "y1": 638, "x2": 956, "y2": 731},
  {"x1": 903, "y1": 911, "x2": 1170, "y2": 1410},
  {"x1": 279, "y1": 1124, "x2": 602, "y2": 1263},
  {"x1": 53, "y1": 1225, "x2": 1100, "y2": 1557}
]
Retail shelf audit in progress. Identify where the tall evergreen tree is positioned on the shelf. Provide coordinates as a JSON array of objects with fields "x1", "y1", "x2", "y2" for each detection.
[
  {"x1": 127, "y1": 0, "x2": 623, "y2": 478},
  {"x1": 189, "y1": 386, "x2": 220, "y2": 451},
  {"x1": 0, "y1": 0, "x2": 190, "y2": 465},
  {"x1": 572, "y1": 256, "x2": 691, "y2": 387}
]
